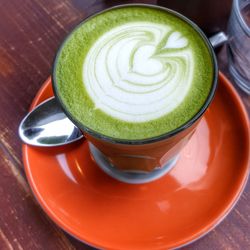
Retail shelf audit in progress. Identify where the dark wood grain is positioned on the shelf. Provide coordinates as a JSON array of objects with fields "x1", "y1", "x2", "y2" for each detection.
[
  {"x1": 0, "y1": 144, "x2": 78, "y2": 250},
  {"x1": 0, "y1": 0, "x2": 249, "y2": 249}
]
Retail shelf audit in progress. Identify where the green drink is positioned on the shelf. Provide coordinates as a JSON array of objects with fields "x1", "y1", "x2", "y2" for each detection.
[{"x1": 54, "y1": 5, "x2": 214, "y2": 140}]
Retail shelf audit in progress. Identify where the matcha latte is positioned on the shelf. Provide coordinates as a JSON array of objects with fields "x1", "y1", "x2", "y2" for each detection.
[{"x1": 54, "y1": 6, "x2": 214, "y2": 140}]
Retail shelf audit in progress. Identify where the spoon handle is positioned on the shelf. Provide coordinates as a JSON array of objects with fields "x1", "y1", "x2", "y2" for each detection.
[{"x1": 209, "y1": 32, "x2": 228, "y2": 48}]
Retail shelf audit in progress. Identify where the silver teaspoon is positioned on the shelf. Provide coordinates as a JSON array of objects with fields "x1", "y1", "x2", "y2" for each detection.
[{"x1": 19, "y1": 97, "x2": 84, "y2": 147}]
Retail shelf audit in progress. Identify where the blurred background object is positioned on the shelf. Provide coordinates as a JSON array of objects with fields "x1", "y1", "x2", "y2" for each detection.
[{"x1": 227, "y1": 0, "x2": 250, "y2": 94}]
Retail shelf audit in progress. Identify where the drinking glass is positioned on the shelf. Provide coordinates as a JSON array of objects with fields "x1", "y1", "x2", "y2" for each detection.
[
  {"x1": 53, "y1": 4, "x2": 218, "y2": 184},
  {"x1": 227, "y1": 0, "x2": 250, "y2": 94}
]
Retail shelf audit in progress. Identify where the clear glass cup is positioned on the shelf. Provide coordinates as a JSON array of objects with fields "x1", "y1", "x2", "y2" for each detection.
[
  {"x1": 53, "y1": 4, "x2": 218, "y2": 184},
  {"x1": 227, "y1": 0, "x2": 250, "y2": 94}
]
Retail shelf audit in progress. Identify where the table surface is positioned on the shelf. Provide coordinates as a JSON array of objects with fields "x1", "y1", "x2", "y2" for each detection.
[{"x1": 0, "y1": 0, "x2": 249, "y2": 249}]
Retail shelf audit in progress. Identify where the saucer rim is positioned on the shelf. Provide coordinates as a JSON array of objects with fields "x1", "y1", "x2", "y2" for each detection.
[{"x1": 23, "y1": 72, "x2": 250, "y2": 249}]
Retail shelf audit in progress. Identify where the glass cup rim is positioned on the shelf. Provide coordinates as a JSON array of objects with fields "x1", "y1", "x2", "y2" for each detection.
[
  {"x1": 233, "y1": 0, "x2": 250, "y2": 36},
  {"x1": 52, "y1": 3, "x2": 218, "y2": 145}
]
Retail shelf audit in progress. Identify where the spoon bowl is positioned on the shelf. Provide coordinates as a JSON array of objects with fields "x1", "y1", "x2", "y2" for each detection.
[{"x1": 19, "y1": 97, "x2": 84, "y2": 147}]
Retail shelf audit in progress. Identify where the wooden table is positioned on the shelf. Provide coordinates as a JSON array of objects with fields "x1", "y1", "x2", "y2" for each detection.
[{"x1": 0, "y1": 0, "x2": 249, "y2": 249}]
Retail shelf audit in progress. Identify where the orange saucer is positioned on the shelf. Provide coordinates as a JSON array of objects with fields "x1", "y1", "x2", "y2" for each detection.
[{"x1": 23, "y1": 72, "x2": 249, "y2": 249}]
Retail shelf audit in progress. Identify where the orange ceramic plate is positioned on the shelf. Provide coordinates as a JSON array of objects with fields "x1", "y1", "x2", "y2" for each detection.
[{"x1": 23, "y1": 72, "x2": 250, "y2": 250}]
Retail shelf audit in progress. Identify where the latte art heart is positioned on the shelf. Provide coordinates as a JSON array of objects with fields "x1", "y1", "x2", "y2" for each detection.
[
  {"x1": 163, "y1": 31, "x2": 188, "y2": 49},
  {"x1": 83, "y1": 22, "x2": 194, "y2": 122}
]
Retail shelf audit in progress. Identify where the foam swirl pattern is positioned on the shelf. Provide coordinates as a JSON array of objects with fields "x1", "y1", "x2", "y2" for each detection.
[{"x1": 83, "y1": 22, "x2": 194, "y2": 122}]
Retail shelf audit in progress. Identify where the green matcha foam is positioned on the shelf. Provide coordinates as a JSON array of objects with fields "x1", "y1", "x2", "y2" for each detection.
[{"x1": 54, "y1": 6, "x2": 214, "y2": 140}]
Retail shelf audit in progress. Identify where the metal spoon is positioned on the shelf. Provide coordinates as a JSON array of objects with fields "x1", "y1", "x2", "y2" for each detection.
[
  {"x1": 19, "y1": 97, "x2": 84, "y2": 147},
  {"x1": 19, "y1": 32, "x2": 227, "y2": 147}
]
